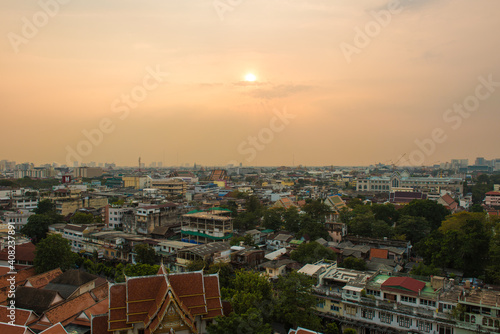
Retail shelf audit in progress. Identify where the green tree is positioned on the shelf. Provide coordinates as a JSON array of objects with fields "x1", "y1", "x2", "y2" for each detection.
[
  {"x1": 70, "y1": 212, "x2": 95, "y2": 225},
  {"x1": 410, "y1": 262, "x2": 441, "y2": 276},
  {"x1": 371, "y1": 203, "x2": 399, "y2": 225},
  {"x1": 34, "y1": 234, "x2": 74, "y2": 273},
  {"x1": 262, "y1": 207, "x2": 285, "y2": 231},
  {"x1": 123, "y1": 263, "x2": 159, "y2": 278},
  {"x1": 290, "y1": 241, "x2": 336, "y2": 264},
  {"x1": 399, "y1": 199, "x2": 450, "y2": 230},
  {"x1": 343, "y1": 329, "x2": 357, "y2": 334},
  {"x1": 207, "y1": 308, "x2": 272, "y2": 334},
  {"x1": 21, "y1": 214, "x2": 63, "y2": 243},
  {"x1": 134, "y1": 244, "x2": 157, "y2": 265},
  {"x1": 303, "y1": 200, "x2": 330, "y2": 223},
  {"x1": 34, "y1": 199, "x2": 56, "y2": 215},
  {"x1": 297, "y1": 214, "x2": 329, "y2": 240},
  {"x1": 486, "y1": 220, "x2": 500, "y2": 284},
  {"x1": 324, "y1": 322, "x2": 340, "y2": 334},
  {"x1": 394, "y1": 215, "x2": 430, "y2": 245},
  {"x1": 284, "y1": 206, "x2": 301, "y2": 233},
  {"x1": 274, "y1": 271, "x2": 322, "y2": 331},
  {"x1": 186, "y1": 259, "x2": 208, "y2": 272},
  {"x1": 339, "y1": 257, "x2": 366, "y2": 271}
]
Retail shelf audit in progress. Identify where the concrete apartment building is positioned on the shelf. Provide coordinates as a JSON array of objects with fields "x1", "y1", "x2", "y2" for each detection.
[
  {"x1": 122, "y1": 175, "x2": 151, "y2": 189},
  {"x1": 311, "y1": 264, "x2": 499, "y2": 334},
  {"x1": 484, "y1": 191, "x2": 500, "y2": 207},
  {"x1": 150, "y1": 178, "x2": 187, "y2": 196},
  {"x1": 122, "y1": 203, "x2": 179, "y2": 235},
  {"x1": 180, "y1": 210, "x2": 233, "y2": 244},
  {"x1": 73, "y1": 167, "x2": 103, "y2": 178}
]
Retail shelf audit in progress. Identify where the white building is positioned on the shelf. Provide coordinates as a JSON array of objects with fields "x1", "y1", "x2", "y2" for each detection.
[{"x1": 3, "y1": 210, "x2": 35, "y2": 231}]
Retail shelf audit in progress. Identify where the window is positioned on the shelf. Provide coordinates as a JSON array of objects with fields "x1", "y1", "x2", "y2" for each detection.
[
  {"x1": 330, "y1": 305, "x2": 340, "y2": 312},
  {"x1": 379, "y1": 312, "x2": 393, "y2": 324},
  {"x1": 438, "y1": 325, "x2": 453, "y2": 334},
  {"x1": 366, "y1": 289, "x2": 380, "y2": 297},
  {"x1": 398, "y1": 316, "x2": 412, "y2": 328},
  {"x1": 361, "y1": 308, "x2": 374, "y2": 319},
  {"x1": 417, "y1": 320, "x2": 433, "y2": 332},
  {"x1": 345, "y1": 305, "x2": 357, "y2": 315},
  {"x1": 420, "y1": 299, "x2": 436, "y2": 307},
  {"x1": 401, "y1": 295, "x2": 416, "y2": 303}
]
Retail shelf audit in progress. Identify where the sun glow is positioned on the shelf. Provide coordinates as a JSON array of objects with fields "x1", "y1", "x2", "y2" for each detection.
[{"x1": 244, "y1": 73, "x2": 257, "y2": 82}]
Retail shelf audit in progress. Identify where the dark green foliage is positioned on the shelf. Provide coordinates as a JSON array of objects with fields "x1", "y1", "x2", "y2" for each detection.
[
  {"x1": 394, "y1": 215, "x2": 430, "y2": 245},
  {"x1": 371, "y1": 203, "x2": 399, "y2": 225},
  {"x1": 34, "y1": 199, "x2": 56, "y2": 215},
  {"x1": 290, "y1": 241, "x2": 336, "y2": 264},
  {"x1": 134, "y1": 244, "x2": 157, "y2": 265},
  {"x1": 207, "y1": 308, "x2": 272, "y2": 334},
  {"x1": 21, "y1": 214, "x2": 63, "y2": 243},
  {"x1": 399, "y1": 199, "x2": 450, "y2": 230},
  {"x1": 263, "y1": 207, "x2": 285, "y2": 231},
  {"x1": 70, "y1": 212, "x2": 96, "y2": 225},
  {"x1": 284, "y1": 206, "x2": 301, "y2": 233},
  {"x1": 123, "y1": 263, "x2": 159, "y2": 278},
  {"x1": 302, "y1": 200, "x2": 330, "y2": 223},
  {"x1": 410, "y1": 262, "x2": 441, "y2": 276},
  {"x1": 230, "y1": 234, "x2": 256, "y2": 247},
  {"x1": 274, "y1": 271, "x2": 322, "y2": 332},
  {"x1": 339, "y1": 257, "x2": 366, "y2": 271},
  {"x1": 34, "y1": 234, "x2": 74, "y2": 273}
]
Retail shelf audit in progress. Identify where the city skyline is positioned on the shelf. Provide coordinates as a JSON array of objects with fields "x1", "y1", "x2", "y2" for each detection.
[{"x1": 1, "y1": 1, "x2": 500, "y2": 166}]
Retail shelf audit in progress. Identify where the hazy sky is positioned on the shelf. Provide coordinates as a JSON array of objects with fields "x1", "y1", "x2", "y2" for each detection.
[{"x1": 1, "y1": 0, "x2": 499, "y2": 167}]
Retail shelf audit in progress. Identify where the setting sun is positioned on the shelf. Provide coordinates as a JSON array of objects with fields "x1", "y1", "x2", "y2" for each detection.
[{"x1": 244, "y1": 73, "x2": 257, "y2": 82}]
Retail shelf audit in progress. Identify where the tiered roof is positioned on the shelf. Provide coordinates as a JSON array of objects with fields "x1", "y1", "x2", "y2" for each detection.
[{"x1": 106, "y1": 268, "x2": 223, "y2": 334}]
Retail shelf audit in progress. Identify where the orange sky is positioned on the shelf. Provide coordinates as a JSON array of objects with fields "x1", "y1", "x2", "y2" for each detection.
[{"x1": 1, "y1": 0, "x2": 499, "y2": 167}]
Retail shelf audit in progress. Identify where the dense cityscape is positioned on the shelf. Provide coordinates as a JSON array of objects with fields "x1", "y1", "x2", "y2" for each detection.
[{"x1": 0, "y1": 157, "x2": 499, "y2": 334}]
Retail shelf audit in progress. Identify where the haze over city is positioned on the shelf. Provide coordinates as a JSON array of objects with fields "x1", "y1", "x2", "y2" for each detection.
[{"x1": 1, "y1": 0, "x2": 499, "y2": 167}]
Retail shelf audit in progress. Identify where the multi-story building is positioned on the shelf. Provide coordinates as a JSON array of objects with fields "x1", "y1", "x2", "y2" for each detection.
[
  {"x1": 356, "y1": 171, "x2": 463, "y2": 195},
  {"x1": 484, "y1": 191, "x2": 500, "y2": 207},
  {"x1": 73, "y1": 167, "x2": 103, "y2": 178},
  {"x1": 180, "y1": 211, "x2": 233, "y2": 244},
  {"x1": 122, "y1": 203, "x2": 179, "y2": 235},
  {"x1": 106, "y1": 207, "x2": 133, "y2": 230},
  {"x1": 3, "y1": 210, "x2": 35, "y2": 231},
  {"x1": 122, "y1": 175, "x2": 151, "y2": 189},
  {"x1": 312, "y1": 263, "x2": 498, "y2": 334},
  {"x1": 150, "y1": 178, "x2": 187, "y2": 196}
]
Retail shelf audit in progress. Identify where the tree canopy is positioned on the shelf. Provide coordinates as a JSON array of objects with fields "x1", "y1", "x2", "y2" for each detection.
[
  {"x1": 290, "y1": 241, "x2": 336, "y2": 264},
  {"x1": 134, "y1": 244, "x2": 157, "y2": 265},
  {"x1": 34, "y1": 234, "x2": 74, "y2": 273}
]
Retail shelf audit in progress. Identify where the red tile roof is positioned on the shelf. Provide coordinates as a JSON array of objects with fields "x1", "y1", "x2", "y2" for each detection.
[
  {"x1": 0, "y1": 267, "x2": 36, "y2": 290},
  {"x1": 25, "y1": 268, "x2": 63, "y2": 289},
  {"x1": 0, "y1": 322, "x2": 34, "y2": 334},
  {"x1": 0, "y1": 266, "x2": 10, "y2": 276},
  {"x1": 381, "y1": 276, "x2": 426, "y2": 296},
  {"x1": 43, "y1": 292, "x2": 97, "y2": 325},
  {"x1": 105, "y1": 270, "x2": 223, "y2": 333},
  {"x1": 39, "y1": 323, "x2": 68, "y2": 334},
  {"x1": 90, "y1": 314, "x2": 108, "y2": 334},
  {"x1": 370, "y1": 248, "x2": 388, "y2": 260},
  {"x1": 0, "y1": 305, "x2": 38, "y2": 326},
  {"x1": 0, "y1": 242, "x2": 36, "y2": 263}
]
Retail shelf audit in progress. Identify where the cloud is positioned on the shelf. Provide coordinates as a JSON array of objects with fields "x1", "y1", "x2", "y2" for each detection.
[{"x1": 247, "y1": 84, "x2": 313, "y2": 99}]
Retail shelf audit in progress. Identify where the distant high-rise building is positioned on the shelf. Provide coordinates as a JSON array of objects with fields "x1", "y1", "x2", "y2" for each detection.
[
  {"x1": 475, "y1": 157, "x2": 486, "y2": 166},
  {"x1": 73, "y1": 161, "x2": 79, "y2": 167}
]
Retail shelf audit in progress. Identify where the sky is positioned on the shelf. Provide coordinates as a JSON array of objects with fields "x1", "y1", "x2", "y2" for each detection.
[{"x1": 1, "y1": 0, "x2": 499, "y2": 167}]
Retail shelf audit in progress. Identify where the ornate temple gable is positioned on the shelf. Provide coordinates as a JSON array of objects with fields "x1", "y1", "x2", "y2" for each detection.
[{"x1": 149, "y1": 292, "x2": 197, "y2": 334}]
